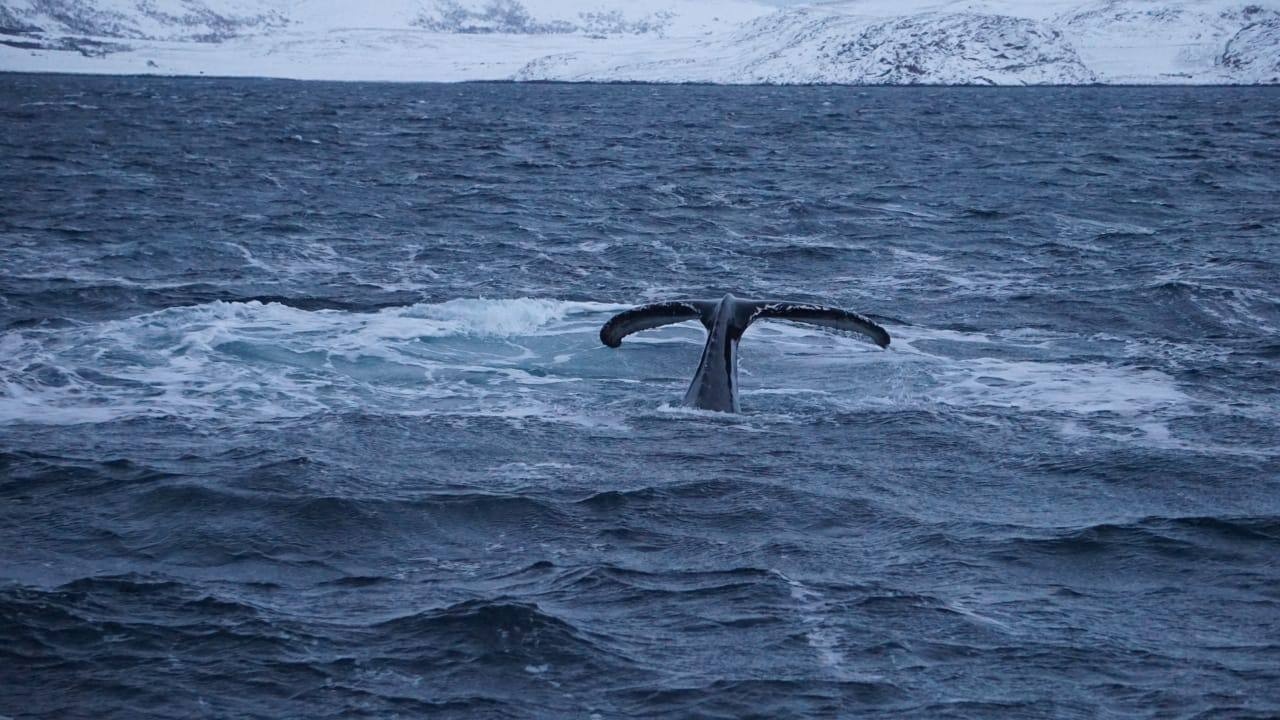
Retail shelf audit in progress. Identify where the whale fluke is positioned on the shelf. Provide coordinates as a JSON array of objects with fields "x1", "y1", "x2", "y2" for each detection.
[{"x1": 600, "y1": 294, "x2": 890, "y2": 412}]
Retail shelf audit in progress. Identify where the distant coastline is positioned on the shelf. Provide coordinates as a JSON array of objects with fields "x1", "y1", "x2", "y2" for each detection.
[{"x1": 2, "y1": 0, "x2": 1278, "y2": 85}]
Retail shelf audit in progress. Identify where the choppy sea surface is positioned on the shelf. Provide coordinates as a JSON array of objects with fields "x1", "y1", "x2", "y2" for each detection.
[{"x1": 2, "y1": 75, "x2": 1278, "y2": 719}]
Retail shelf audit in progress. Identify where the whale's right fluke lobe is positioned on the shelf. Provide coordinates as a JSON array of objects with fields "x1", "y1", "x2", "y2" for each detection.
[
  {"x1": 745, "y1": 301, "x2": 891, "y2": 348},
  {"x1": 599, "y1": 300, "x2": 715, "y2": 347}
]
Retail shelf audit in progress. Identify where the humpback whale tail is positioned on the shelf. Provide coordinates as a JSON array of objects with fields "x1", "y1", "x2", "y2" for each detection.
[{"x1": 600, "y1": 294, "x2": 889, "y2": 412}]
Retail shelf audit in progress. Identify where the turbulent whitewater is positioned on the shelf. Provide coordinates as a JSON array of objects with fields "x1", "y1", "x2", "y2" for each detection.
[
  {"x1": 1, "y1": 0, "x2": 1279, "y2": 83},
  {"x1": 2, "y1": 76, "x2": 1279, "y2": 718}
]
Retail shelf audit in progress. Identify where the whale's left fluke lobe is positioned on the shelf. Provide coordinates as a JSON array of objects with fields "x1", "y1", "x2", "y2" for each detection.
[
  {"x1": 600, "y1": 293, "x2": 890, "y2": 412},
  {"x1": 599, "y1": 300, "x2": 715, "y2": 347}
]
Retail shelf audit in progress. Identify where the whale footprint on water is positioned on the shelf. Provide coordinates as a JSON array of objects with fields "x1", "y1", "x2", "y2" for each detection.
[{"x1": 600, "y1": 293, "x2": 890, "y2": 412}]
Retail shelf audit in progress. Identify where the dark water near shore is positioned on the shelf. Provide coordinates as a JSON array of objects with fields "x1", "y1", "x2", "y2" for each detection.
[{"x1": 2, "y1": 75, "x2": 1279, "y2": 719}]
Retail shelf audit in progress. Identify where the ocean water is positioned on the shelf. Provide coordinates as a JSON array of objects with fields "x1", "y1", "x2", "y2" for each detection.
[{"x1": 1, "y1": 75, "x2": 1278, "y2": 719}]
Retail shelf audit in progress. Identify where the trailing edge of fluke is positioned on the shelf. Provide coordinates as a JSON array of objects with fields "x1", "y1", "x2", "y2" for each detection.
[{"x1": 600, "y1": 293, "x2": 889, "y2": 412}]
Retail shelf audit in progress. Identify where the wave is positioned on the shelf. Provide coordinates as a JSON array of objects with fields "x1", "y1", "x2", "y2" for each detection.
[
  {"x1": 0, "y1": 574, "x2": 283, "y2": 662},
  {"x1": 121, "y1": 482, "x2": 573, "y2": 560},
  {"x1": 0, "y1": 580, "x2": 603, "y2": 717},
  {"x1": 371, "y1": 598, "x2": 606, "y2": 660},
  {"x1": 981, "y1": 515, "x2": 1280, "y2": 568},
  {"x1": 610, "y1": 677, "x2": 904, "y2": 715},
  {"x1": 1139, "y1": 280, "x2": 1279, "y2": 336},
  {"x1": 530, "y1": 562, "x2": 785, "y2": 598}
]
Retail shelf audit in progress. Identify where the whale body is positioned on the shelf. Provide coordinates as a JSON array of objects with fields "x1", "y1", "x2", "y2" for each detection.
[{"x1": 600, "y1": 293, "x2": 890, "y2": 412}]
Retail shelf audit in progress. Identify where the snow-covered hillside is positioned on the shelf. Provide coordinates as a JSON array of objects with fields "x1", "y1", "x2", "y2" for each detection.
[
  {"x1": 0, "y1": 0, "x2": 768, "y2": 39},
  {"x1": 515, "y1": 7, "x2": 1100, "y2": 84},
  {"x1": 1, "y1": 0, "x2": 1278, "y2": 84}
]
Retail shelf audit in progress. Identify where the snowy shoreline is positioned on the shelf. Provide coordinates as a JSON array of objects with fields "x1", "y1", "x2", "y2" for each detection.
[
  {"x1": 2, "y1": 0, "x2": 1278, "y2": 85},
  {"x1": 8, "y1": 70, "x2": 1279, "y2": 88}
]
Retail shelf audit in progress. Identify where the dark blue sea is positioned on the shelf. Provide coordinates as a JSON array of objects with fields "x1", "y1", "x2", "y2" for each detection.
[{"x1": 1, "y1": 75, "x2": 1278, "y2": 719}]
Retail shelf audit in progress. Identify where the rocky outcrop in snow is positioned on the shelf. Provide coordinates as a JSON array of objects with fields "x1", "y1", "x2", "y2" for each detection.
[
  {"x1": 0, "y1": 0, "x2": 287, "y2": 41},
  {"x1": 1220, "y1": 17, "x2": 1280, "y2": 82},
  {"x1": 414, "y1": 0, "x2": 679, "y2": 36},
  {"x1": 1056, "y1": 0, "x2": 1280, "y2": 81},
  {"x1": 516, "y1": 9, "x2": 1097, "y2": 84},
  {"x1": 0, "y1": 0, "x2": 745, "y2": 40},
  {"x1": 811, "y1": 13, "x2": 1096, "y2": 85}
]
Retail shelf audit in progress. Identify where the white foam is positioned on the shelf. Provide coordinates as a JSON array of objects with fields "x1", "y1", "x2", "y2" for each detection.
[
  {"x1": 3, "y1": 299, "x2": 1273, "y2": 457},
  {"x1": 0, "y1": 297, "x2": 621, "y2": 426},
  {"x1": 800, "y1": 322, "x2": 1194, "y2": 417},
  {"x1": 731, "y1": 318, "x2": 1280, "y2": 454},
  {"x1": 400, "y1": 297, "x2": 617, "y2": 337},
  {"x1": 19, "y1": 100, "x2": 99, "y2": 110},
  {"x1": 934, "y1": 357, "x2": 1186, "y2": 415}
]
